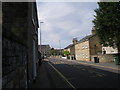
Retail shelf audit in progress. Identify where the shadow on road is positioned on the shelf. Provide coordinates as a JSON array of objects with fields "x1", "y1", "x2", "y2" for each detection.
[{"x1": 48, "y1": 61, "x2": 120, "y2": 88}]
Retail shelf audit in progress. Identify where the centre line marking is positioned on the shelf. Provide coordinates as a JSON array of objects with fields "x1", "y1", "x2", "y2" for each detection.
[{"x1": 48, "y1": 62, "x2": 76, "y2": 90}]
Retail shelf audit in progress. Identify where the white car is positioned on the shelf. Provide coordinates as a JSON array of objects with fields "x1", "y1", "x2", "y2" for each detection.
[
  {"x1": 44, "y1": 56, "x2": 47, "y2": 58},
  {"x1": 62, "y1": 56, "x2": 67, "y2": 59}
]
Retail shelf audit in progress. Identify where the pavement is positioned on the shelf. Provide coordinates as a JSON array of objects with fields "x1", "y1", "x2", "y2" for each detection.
[{"x1": 31, "y1": 60, "x2": 74, "y2": 88}]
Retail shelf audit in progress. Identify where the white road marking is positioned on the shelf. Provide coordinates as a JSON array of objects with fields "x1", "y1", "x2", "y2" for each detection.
[{"x1": 48, "y1": 62, "x2": 76, "y2": 90}]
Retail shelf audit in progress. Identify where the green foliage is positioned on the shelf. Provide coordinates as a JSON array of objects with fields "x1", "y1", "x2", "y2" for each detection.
[
  {"x1": 64, "y1": 51, "x2": 70, "y2": 56},
  {"x1": 51, "y1": 49, "x2": 60, "y2": 56},
  {"x1": 93, "y1": 2, "x2": 120, "y2": 51}
]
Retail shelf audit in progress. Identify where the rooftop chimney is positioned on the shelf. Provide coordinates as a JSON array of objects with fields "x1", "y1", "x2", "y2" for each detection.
[
  {"x1": 92, "y1": 26, "x2": 96, "y2": 35},
  {"x1": 73, "y1": 38, "x2": 78, "y2": 45}
]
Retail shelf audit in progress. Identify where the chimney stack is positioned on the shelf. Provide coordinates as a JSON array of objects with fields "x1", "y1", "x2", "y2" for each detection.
[
  {"x1": 73, "y1": 38, "x2": 78, "y2": 45},
  {"x1": 92, "y1": 26, "x2": 96, "y2": 35}
]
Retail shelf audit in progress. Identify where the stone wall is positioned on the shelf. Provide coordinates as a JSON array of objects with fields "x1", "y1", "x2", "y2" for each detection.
[
  {"x1": 89, "y1": 35, "x2": 102, "y2": 55},
  {"x1": 0, "y1": 2, "x2": 2, "y2": 90},
  {"x1": 2, "y1": 34, "x2": 27, "y2": 88},
  {"x1": 91, "y1": 54, "x2": 115, "y2": 63},
  {"x1": 2, "y1": 2, "x2": 39, "y2": 88},
  {"x1": 2, "y1": 3, "x2": 28, "y2": 88},
  {"x1": 25, "y1": 2, "x2": 39, "y2": 87}
]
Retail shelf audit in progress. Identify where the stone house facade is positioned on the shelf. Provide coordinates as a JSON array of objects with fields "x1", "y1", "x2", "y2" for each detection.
[
  {"x1": 75, "y1": 39, "x2": 90, "y2": 61},
  {"x1": 75, "y1": 29, "x2": 102, "y2": 61},
  {"x1": 2, "y1": 2, "x2": 39, "y2": 88}
]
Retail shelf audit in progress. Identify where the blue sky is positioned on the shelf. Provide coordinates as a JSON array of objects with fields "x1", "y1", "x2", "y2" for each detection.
[{"x1": 36, "y1": 2, "x2": 98, "y2": 49}]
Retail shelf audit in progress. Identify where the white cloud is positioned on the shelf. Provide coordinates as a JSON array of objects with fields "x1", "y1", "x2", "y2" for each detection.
[
  {"x1": 37, "y1": 2, "x2": 98, "y2": 48},
  {"x1": 36, "y1": 0, "x2": 100, "y2": 2},
  {"x1": 37, "y1": 2, "x2": 74, "y2": 20},
  {"x1": 42, "y1": 32, "x2": 61, "y2": 48}
]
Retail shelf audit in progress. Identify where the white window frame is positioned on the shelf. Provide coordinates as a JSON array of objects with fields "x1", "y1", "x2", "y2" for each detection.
[{"x1": 86, "y1": 54, "x2": 88, "y2": 58}]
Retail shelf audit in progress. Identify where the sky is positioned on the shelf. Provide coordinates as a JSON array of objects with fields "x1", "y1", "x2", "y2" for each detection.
[{"x1": 36, "y1": 2, "x2": 98, "y2": 49}]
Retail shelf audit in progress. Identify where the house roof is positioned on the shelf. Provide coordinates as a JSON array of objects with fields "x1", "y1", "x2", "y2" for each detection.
[
  {"x1": 64, "y1": 34, "x2": 96, "y2": 49},
  {"x1": 77, "y1": 34, "x2": 95, "y2": 43},
  {"x1": 64, "y1": 44, "x2": 74, "y2": 49}
]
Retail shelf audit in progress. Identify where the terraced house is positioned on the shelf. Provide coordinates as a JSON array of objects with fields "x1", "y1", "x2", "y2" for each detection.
[{"x1": 75, "y1": 27, "x2": 102, "y2": 61}]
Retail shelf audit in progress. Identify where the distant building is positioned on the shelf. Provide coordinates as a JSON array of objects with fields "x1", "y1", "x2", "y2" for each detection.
[
  {"x1": 64, "y1": 38, "x2": 78, "y2": 60},
  {"x1": 38, "y1": 45, "x2": 51, "y2": 57},
  {"x1": 102, "y1": 46, "x2": 118, "y2": 54},
  {"x1": 64, "y1": 44, "x2": 72, "y2": 54}
]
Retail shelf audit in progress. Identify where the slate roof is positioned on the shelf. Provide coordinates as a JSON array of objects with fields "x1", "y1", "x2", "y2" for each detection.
[
  {"x1": 77, "y1": 35, "x2": 95, "y2": 43},
  {"x1": 64, "y1": 44, "x2": 74, "y2": 49},
  {"x1": 64, "y1": 34, "x2": 96, "y2": 49}
]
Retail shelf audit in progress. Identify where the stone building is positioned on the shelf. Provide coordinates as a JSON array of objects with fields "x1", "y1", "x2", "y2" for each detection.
[
  {"x1": 90, "y1": 27, "x2": 118, "y2": 63},
  {"x1": 64, "y1": 44, "x2": 73, "y2": 59},
  {"x1": 2, "y1": 2, "x2": 39, "y2": 88},
  {"x1": 75, "y1": 28, "x2": 102, "y2": 61},
  {"x1": 64, "y1": 38, "x2": 78, "y2": 60},
  {"x1": 90, "y1": 45, "x2": 119, "y2": 63},
  {"x1": 64, "y1": 45, "x2": 71, "y2": 53},
  {"x1": 102, "y1": 46, "x2": 118, "y2": 54},
  {"x1": 38, "y1": 45, "x2": 51, "y2": 57}
]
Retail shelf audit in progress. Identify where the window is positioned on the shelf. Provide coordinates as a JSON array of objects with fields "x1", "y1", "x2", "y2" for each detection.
[
  {"x1": 86, "y1": 54, "x2": 88, "y2": 58},
  {"x1": 86, "y1": 44, "x2": 88, "y2": 48},
  {"x1": 82, "y1": 45, "x2": 84, "y2": 49},
  {"x1": 83, "y1": 54, "x2": 84, "y2": 58}
]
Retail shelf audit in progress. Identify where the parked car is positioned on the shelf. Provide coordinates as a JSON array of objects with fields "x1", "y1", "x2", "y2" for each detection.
[{"x1": 62, "y1": 56, "x2": 67, "y2": 59}]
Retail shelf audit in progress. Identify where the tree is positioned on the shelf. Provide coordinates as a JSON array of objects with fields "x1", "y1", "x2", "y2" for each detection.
[
  {"x1": 51, "y1": 48, "x2": 59, "y2": 56},
  {"x1": 64, "y1": 51, "x2": 70, "y2": 59},
  {"x1": 93, "y1": 2, "x2": 120, "y2": 59}
]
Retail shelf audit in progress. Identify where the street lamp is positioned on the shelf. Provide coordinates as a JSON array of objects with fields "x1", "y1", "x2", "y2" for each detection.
[{"x1": 40, "y1": 21, "x2": 44, "y2": 53}]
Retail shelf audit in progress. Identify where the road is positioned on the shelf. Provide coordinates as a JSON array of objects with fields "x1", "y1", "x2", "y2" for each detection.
[{"x1": 47, "y1": 57, "x2": 120, "y2": 88}]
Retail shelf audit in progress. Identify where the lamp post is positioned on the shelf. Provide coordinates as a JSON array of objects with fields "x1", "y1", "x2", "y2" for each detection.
[{"x1": 40, "y1": 21, "x2": 44, "y2": 53}]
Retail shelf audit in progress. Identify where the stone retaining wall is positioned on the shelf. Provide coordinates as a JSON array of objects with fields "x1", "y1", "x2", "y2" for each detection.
[
  {"x1": 2, "y1": 34, "x2": 27, "y2": 88},
  {"x1": 91, "y1": 54, "x2": 115, "y2": 63}
]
